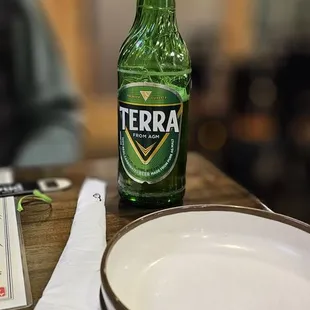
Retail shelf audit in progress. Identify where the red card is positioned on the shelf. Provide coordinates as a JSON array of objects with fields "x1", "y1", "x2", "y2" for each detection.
[{"x1": 0, "y1": 287, "x2": 6, "y2": 297}]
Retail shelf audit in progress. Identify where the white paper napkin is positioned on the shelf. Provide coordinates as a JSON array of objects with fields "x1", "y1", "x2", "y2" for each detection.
[{"x1": 35, "y1": 178, "x2": 107, "y2": 310}]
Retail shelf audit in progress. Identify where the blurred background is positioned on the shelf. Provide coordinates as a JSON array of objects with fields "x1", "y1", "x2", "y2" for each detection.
[{"x1": 2, "y1": 0, "x2": 310, "y2": 223}]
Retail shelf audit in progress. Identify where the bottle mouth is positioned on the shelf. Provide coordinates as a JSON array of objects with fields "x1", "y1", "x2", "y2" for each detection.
[{"x1": 138, "y1": 0, "x2": 176, "y2": 10}]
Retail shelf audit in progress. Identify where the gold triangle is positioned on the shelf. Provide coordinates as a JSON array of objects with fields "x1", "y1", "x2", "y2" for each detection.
[
  {"x1": 140, "y1": 91, "x2": 152, "y2": 102},
  {"x1": 136, "y1": 141, "x2": 156, "y2": 156}
]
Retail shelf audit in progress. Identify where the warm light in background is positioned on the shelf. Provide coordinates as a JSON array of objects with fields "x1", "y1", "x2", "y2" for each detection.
[{"x1": 198, "y1": 121, "x2": 227, "y2": 151}]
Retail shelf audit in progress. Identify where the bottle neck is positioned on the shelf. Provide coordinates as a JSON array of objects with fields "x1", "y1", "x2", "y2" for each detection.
[{"x1": 135, "y1": 0, "x2": 177, "y2": 30}]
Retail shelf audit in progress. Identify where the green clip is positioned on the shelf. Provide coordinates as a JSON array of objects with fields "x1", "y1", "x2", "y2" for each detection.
[
  {"x1": 33, "y1": 189, "x2": 53, "y2": 203},
  {"x1": 17, "y1": 190, "x2": 52, "y2": 212}
]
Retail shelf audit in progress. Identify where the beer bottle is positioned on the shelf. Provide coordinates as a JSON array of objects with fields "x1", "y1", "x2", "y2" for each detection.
[{"x1": 118, "y1": 0, "x2": 191, "y2": 208}]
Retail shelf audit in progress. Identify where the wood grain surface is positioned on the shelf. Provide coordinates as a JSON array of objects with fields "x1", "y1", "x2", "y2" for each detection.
[{"x1": 15, "y1": 152, "x2": 265, "y2": 309}]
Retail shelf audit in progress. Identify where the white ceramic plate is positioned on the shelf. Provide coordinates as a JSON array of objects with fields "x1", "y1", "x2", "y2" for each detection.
[{"x1": 101, "y1": 205, "x2": 310, "y2": 310}]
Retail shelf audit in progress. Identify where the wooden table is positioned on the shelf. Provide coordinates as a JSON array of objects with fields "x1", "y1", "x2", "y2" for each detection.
[{"x1": 16, "y1": 152, "x2": 266, "y2": 309}]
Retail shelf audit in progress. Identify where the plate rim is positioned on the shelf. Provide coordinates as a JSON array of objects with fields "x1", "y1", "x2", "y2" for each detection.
[{"x1": 101, "y1": 204, "x2": 310, "y2": 310}]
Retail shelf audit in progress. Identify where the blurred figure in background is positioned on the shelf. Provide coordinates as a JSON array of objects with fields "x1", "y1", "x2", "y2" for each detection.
[{"x1": 0, "y1": 0, "x2": 81, "y2": 167}]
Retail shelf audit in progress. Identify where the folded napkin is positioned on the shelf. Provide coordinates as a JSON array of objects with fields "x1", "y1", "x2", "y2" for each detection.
[{"x1": 35, "y1": 178, "x2": 107, "y2": 310}]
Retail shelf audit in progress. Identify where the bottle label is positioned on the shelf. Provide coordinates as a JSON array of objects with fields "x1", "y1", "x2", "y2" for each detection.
[{"x1": 118, "y1": 82, "x2": 183, "y2": 184}]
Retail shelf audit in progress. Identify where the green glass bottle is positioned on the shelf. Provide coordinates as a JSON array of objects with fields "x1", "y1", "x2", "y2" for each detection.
[{"x1": 118, "y1": 0, "x2": 191, "y2": 208}]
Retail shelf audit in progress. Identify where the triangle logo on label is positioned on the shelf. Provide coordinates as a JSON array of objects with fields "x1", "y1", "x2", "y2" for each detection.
[
  {"x1": 125, "y1": 128, "x2": 169, "y2": 165},
  {"x1": 140, "y1": 91, "x2": 152, "y2": 102},
  {"x1": 136, "y1": 141, "x2": 156, "y2": 157}
]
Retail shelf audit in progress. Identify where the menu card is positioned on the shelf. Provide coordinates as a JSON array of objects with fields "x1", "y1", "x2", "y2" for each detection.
[
  {"x1": 0, "y1": 170, "x2": 31, "y2": 310},
  {"x1": 0, "y1": 199, "x2": 11, "y2": 301}
]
